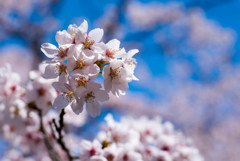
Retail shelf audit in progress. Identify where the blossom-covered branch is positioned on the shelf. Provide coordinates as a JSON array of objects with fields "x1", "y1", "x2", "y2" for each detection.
[{"x1": 41, "y1": 20, "x2": 138, "y2": 117}]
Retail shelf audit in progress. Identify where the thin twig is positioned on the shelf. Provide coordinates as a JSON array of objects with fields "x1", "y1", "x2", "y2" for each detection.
[
  {"x1": 52, "y1": 109, "x2": 79, "y2": 161},
  {"x1": 28, "y1": 102, "x2": 62, "y2": 161}
]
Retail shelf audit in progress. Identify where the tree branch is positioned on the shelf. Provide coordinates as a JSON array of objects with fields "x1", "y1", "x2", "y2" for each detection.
[
  {"x1": 28, "y1": 103, "x2": 62, "y2": 161},
  {"x1": 52, "y1": 109, "x2": 79, "y2": 161}
]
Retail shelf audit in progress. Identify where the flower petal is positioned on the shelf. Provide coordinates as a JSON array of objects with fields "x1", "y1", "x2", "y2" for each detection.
[
  {"x1": 67, "y1": 24, "x2": 78, "y2": 35},
  {"x1": 52, "y1": 82, "x2": 70, "y2": 92},
  {"x1": 52, "y1": 94, "x2": 71, "y2": 111},
  {"x1": 83, "y1": 64, "x2": 100, "y2": 80},
  {"x1": 55, "y1": 30, "x2": 73, "y2": 45},
  {"x1": 104, "y1": 77, "x2": 112, "y2": 92},
  {"x1": 41, "y1": 43, "x2": 59, "y2": 58},
  {"x1": 128, "y1": 49, "x2": 139, "y2": 58},
  {"x1": 42, "y1": 64, "x2": 58, "y2": 79},
  {"x1": 88, "y1": 28, "x2": 103, "y2": 43},
  {"x1": 71, "y1": 98, "x2": 84, "y2": 115},
  {"x1": 67, "y1": 57, "x2": 77, "y2": 71},
  {"x1": 106, "y1": 39, "x2": 120, "y2": 49},
  {"x1": 79, "y1": 19, "x2": 88, "y2": 34}
]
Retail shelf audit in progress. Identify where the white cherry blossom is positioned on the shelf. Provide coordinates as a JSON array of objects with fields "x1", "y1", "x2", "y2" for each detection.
[
  {"x1": 78, "y1": 114, "x2": 203, "y2": 161},
  {"x1": 41, "y1": 43, "x2": 73, "y2": 62},
  {"x1": 42, "y1": 62, "x2": 68, "y2": 82},
  {"x1": 100, "y1": 39, "x2": 125, "y2": 61},
  {"x1": 24, "y1": 71, "x2": 57, "y2": 115},
  {"x1": 67, "y1": 46, "x2": 100, "y2": 80},
  {"x1": 78, "y1": 82, "x2": 109, "y2": 117},
  {"x1": 52, "y1": 81, "x2": 83, "y2": 114},
  {"x1": 103, "y1": 59, "x2": 132, "y2": 97},
  {"x1": 123, "y1": 49, "x2": 139, "y2": 81}
]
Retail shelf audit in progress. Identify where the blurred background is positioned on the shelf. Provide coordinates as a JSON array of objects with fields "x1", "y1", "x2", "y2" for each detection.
[{"x1": 0, "y1": 0, "x2": 240, "y2": 160}]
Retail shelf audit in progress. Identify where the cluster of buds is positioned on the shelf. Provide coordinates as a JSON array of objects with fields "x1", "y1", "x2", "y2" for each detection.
[
  {"x1": 41, "y1": 20, "x2": 138, "y2": 117},
  {"x1": 79, "y1": 115, "x2": 204, "y2": 161}
]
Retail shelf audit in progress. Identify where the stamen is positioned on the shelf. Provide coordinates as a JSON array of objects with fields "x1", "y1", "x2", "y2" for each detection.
[
  {"x1": 109, "y1": 67, "x2": 120, "y2": 80},
  {"x1": 64, "y1": 91, "x2": 74, "y2": 101},
  {"x1": 85, "y1": 92, "x2": 95, "y2": 103},
  {"x1": 73, "y1": 59, "x2": 87, "y2": 70},
  {"x1": 57, "y1": 47, "x2": 69, "y2": 58},
  {"x1": 71, "y1": 34, "x2": 76, "y2": 44},
  {"x1": 83, "y1": 36, "x2": 95, "y2": 49},
  {"x1": 106, "y1": 49, "x2": 115, "y2": 59},
  {"x1": 56, "y1": 64, "x2": 67, "y2": 75},
  {"x1": 75, "y1": 77, "x2": 88, "y2": 87}
]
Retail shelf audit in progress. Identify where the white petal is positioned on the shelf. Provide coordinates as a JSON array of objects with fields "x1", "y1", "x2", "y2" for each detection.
[
  {"x1": 55, "y1": 30, "x2": 73, "y2": 45},
  {"x1": 52, "y1": 82, "x2": 70, "y2": 92},
  {"x1": 91, "y1": 44, "x2": 105, "y2": 54},
  {"x1": 82, "y1": 49, "x2": 96, "y2": 60},
  {"x1": 83, "y1": 64, "x2": 100, "y2": 80},
  {"x1": 80, "y1": 140, "x2": 92, "y2": 149},
  {"x1": 102, "y1": 65, "x2": 110, "y2": 78},
  {"x1": 115, "y1": 48, "x2": 126, "y2": 58},
  {"x1": 95, "y1": 90, "x2": 109, "y2": 102},
  {"x1": 86, "y1": 101, "x2": 101, "y2": 117},
  {"x1": 75, "y1": 86, "x2": 87, "y2": 98},
  {"x1": 104, "y1": 77, "x2": 112, "y2": 92},
  {"x1": 42, "y1": 64, "x2": 58, "y2": 79},
  {"x1": 87, "y1": 82, "x2": 102, "y2": 90},
  {"x1": 88, "y1": 28, "x2": 103, "y2": 43},
  {"x1": 53, "y1": 94, "x2": 71, "y2": 111},
  {"x1": 41, "y1": 43, "x2": 59, "y2": 58},
  {"x1": 110, "y1": 59, "x2": 123, "y2": 69},
  {"x1": 128, "y1": 49, "x2": 139, "y2": 58},
  {"x1": 67, "y1": 24, "x2": 78, "y2": 34},
  {"x1": 71, "y1": 98, "x2": 84, "y2": 115},
  {"x1": 59, "y1": 73, "x2": 68, "y2": 82},
  {"x1": 75, "y1": 30, "x2": 86, "y2": 44},
  {"x1": 106, "y1": 39, "x2": 120, "y2": 49},
  {"x1": 115, "y1": 82, "x2": 129, "y2": 92},
  {"x1": 132, "y1": 75, "x2": 139, "y2": 81},
  {"x1": 29, "y1": 71, "x2": 39, "y2": 80},
  {"x1": 79, "y1": 20, "x2": 88, "y2": 34},
  {"x1": 67, "y1": 57, "x2": 76, "y2": 71},
  {"x1": 111, "y1": 88, "x2": 120, "y2": 97}
]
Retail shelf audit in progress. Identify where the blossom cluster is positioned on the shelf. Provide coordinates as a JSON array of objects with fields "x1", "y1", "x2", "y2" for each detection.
[
  {"x1": 0, "y1": 64, "x2": 204, "y2": 161},
  {"x1": 0, "y1": 64, "x2": 26, "y2": 128},
  {"x1": 0, "y1": 64, "x2": 86, "y2": 160},
  {"x1": 79, "y1": 115, "x2": 203, "y2": 161},
  {"x1": 41, "y1": 20, "x2": 138, "y2": 117}
]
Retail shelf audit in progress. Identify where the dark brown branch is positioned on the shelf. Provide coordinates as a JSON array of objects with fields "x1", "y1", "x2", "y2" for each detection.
[
  {"x1": 28, "y1": 103, "x2": 62, "y2": 161},
  {"x1": 52, "y1": 109, "x2": 79, "y2": 161}
]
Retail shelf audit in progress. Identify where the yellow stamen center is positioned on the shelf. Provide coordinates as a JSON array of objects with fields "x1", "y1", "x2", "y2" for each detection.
[
  {"x1": 75, "y1": 77, "x2": 88, "y2": 87},
  {"x1": 56, "y1": 64, "x2": 67, "y2": 75},
  {"x1": 109, "y1": 67, "x2": 120, "y2": 80},
  {"x1": 74, "y1": 59, "x2": 87, "y2": 70},
  {"x1": 64, "y1": 91, "x2": 74, "y2": 101},
  {"x1": 83, "y1": 36, "x2": 95, "y2": 49},
  {"x1": 106, "y1": 49, "x2": 115, "y2": 59},
  {"x1": 57, "y1": 47, "x2": 68, "y2": 58}
]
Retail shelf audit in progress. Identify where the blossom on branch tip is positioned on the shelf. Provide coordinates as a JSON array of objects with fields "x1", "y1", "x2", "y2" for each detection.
[{"x1": 41, "y1": 19, "x2": 138, "y2": 117}]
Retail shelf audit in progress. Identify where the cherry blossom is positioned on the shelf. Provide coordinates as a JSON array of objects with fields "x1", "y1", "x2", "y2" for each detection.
[
  {"x1": 77, "y1": 114, "x2": 203, "y2": 161},
  {"x1": 24, "y1": 70, "x2": 57, "y2": 115},
  {"x1": 103, "y1": 59, "x2": 132, "y2": 97},
  {"x1": 41, "y1": 19, "x2": 138, "y2": 116}
]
